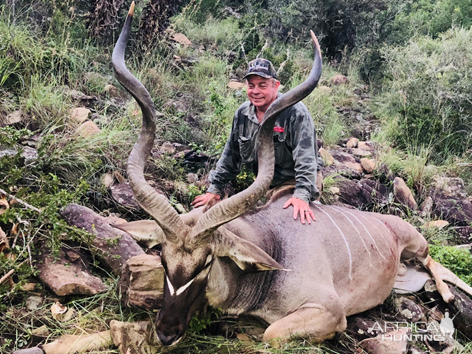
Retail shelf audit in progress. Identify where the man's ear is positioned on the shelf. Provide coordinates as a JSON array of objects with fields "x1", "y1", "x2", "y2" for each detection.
[
  {"x1": 214, "y1": 229, "x2": 289, "y2": 272},
  {"x1": 110, "y1": 220, "x2": 164, "y2": 248}
]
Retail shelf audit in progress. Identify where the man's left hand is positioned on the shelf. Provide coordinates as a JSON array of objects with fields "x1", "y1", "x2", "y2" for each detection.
[{"x1": 283, "y1": 197, "x2": 316, "y2": 224}]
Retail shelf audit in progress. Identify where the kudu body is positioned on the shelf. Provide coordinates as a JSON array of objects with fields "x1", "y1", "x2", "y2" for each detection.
[{"x1": 112, "y1": 3, "x2": 472, "y2": 346}]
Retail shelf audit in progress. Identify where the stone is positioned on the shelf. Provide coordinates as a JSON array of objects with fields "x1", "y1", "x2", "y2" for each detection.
[
  {"x1": 360, "y1": 158, "x2": 376, "y2": 173},
  {"x1": 358, "y1": 327, "x2": 409, "y2": 354},
  {"x1": 346, "y1": 137, "x2": 359, "y2": 148},
  {"x1": 394, "y1": 296, "x2": 425, "y2": 322},
  {"x1": 110, "y1": 182, "x2": 140, "y2": 210},
  {"x1": 351, "y1": 148, "x2": 371, "y2": 157},
  {"x1": 160, "y1": 141, "x2": 176, "y2": 155},
  {"x1": 70, "y1": 107, "x2": 90, "y2": 125},
  {"x1": 172, "y1": 33, "x2": 192, "y2": 45},
  {"x1": 420, "y1": 196, "x2": 434, "y2": 217},
  {"x1": 330, "y1": 74, "x2": 348, "y2": 86},
  {"x1": 1, "y1": 110, "x2": 23, "y2": 126},
  {"x1": 118, "y1": 254, "x2": 164, "y2": 311},
  {"x1": 228, "y1": 81, "x2": 246, "y2": 90},
  {"x1": 110, "y1": 320, "x2": 159, "y2": 354},
  {"x1": 75, "y1": 121, "x2": 100, "y2": 137},
  {"x1": 358, "y1": 141, "x2": 375, "y2": 151},
  {"x1": 26, "y1": 296, "x2": 43, "y2": 311},
  {"x1": 61, "y1": 204, "x2": 145, "y2": 274},
  {"x1": 433, "y1": 177, "x2": 467, "y2": 199},
  {"x1": 432, "y1": 198, "x2": 472, "y2": 226},
  {"x1": 331, "y1": 150, "x2": 363, "y2": 174},
  {"x1": 318, "y1": 147, "x2": 334, "y2": 165},
  {"x1": 358, "y1": 179, "x2": 389, "y2": 206},
  {"x1": 36, "y1": 246, "x2": 108, "y2": 296},
  {"x1": 422, "y1": 220, "x2": 449, "y2": 229},
  {"x1": 393, "y1": 177, "x2": 417, "y2": 210},
  {"x1": 104, "y1": 84, "x2": 122, "y2": 98}
]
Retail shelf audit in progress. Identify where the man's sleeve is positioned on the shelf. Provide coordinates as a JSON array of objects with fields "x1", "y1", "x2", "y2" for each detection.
[
  {"x1": 290, "y1": 106, "x2": 319, "y2": 203},
  {"x1": 207, "y1": 113, "x2": 242, "y2": 196}
]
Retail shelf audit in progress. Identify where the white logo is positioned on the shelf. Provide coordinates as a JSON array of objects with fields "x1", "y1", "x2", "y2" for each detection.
[{"x1": 368, "y1": 310, "x2": 456, "y2": 342}]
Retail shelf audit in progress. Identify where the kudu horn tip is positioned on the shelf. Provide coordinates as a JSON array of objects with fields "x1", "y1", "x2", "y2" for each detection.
[
  {"x1": 129, "y1": 1, "x2": 135, "y2": 16},
  {"x1": 310, "y1": 30, "x2": 321, "y2": 54}
]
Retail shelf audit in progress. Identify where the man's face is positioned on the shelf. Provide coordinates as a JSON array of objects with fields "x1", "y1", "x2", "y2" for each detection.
[{"x1": 246, "y1": 75, "x2": 280, "y2": 113}]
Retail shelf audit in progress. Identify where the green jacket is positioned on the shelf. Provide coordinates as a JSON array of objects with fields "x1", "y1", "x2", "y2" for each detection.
[{"x1": 207, "y1": 98, "x2": 322, "y2": 203}]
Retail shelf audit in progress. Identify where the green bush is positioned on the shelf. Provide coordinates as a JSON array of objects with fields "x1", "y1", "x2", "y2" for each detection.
[
  {"x1": 374, "y1": 27, "x2": 472, "y2": 162},
  {"x1": 429, "y1": 245, "x2": 472, "y2": 286}
]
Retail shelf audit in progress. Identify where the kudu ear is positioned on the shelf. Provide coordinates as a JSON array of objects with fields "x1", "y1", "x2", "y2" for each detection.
[
  {"x1": 214, "y1": 229, "x2": 289, "y2": 272},
  {"x1": 111, "y1": 220, "x2": 164, "y2": 248}
]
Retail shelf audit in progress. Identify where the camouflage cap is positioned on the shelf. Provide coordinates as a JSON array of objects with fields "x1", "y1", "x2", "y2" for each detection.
[{"x1": 243, "y1": 58, "x2": 277, "y2": 80}]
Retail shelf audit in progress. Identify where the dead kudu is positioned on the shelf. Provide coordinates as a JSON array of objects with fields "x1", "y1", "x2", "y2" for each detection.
[{"x1": 112, "y1": 3, "x2": 472, "y2": 346}]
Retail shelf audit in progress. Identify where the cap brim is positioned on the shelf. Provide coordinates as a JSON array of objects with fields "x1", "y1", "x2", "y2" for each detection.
[{"x1": 243, "y1": 72, "x2": 274, "y2": 80}]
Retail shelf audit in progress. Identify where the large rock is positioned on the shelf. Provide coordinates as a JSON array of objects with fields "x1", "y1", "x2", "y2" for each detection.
[
  {"x1": 61, "y1": 204, "x2": 145, "y2": 274},
  {"x1": 110, "y1": 320, "x2": 159, "y2": 354},
  {"x1": 393, "y1": 177, "x2": 417, "y2": 210},
  {"x1": 36, "y1": 246, "x2": 108, "y2": 296},
  {"x1": 118, "y1": 254, "x2": 164, "y2": 311},
  {"x1": 358, "y1": 327, "x2": 409, "y2": 354}
]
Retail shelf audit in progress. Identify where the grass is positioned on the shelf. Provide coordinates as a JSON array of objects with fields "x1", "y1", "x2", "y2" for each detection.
[{"x1": 1, "y1": 1, "x2": 472, "y2": 353}]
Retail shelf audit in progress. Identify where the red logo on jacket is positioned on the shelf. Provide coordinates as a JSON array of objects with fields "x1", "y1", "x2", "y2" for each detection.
[{"x1": 273, "y1": 127, "x2": 284, "y2": 133}]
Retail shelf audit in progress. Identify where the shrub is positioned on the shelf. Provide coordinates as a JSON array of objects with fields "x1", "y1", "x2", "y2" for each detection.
[{"x1": 374, "y1": 27, "x2": 472, "y2": 162}]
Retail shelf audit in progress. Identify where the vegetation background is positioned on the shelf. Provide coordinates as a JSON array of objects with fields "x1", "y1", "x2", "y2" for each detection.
[{"x1": 1, "y1": 0, "x2": 472, "y2": 352}]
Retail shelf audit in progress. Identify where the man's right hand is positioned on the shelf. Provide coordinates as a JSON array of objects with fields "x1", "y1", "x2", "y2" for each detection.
[{"x1": 191, "y1": 192, "x2": 221, "y2": 209}]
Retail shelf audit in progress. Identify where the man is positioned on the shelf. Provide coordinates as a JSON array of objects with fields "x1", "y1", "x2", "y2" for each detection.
[{"x1": 192, "y1": 58, "x2": 322, "y2": 224}]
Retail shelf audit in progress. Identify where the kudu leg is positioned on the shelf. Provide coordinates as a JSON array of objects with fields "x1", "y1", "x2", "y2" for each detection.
[
  {"x1": 263, "y1": 302, "x2": 347, "y2": 343},
  {"x1": 401, "y1": 227, "x2": 454, "y2": 303}
]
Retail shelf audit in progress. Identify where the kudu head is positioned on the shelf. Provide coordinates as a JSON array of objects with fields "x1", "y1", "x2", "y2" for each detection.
[{"x1": 112, "y1": 2, "x2": 322, "y2": 346}]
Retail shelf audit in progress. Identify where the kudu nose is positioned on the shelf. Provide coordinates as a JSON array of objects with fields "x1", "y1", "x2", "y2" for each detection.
[{"x1": 158, "y1": 331, "x2": 181, "y2": 346}]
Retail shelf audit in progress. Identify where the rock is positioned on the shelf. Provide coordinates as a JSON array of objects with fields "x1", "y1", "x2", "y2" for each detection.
[
  {"x1": 432, "y1": 177, "x2": 467, "y2": 199},
  {"x1": 26, "y1": 296, "x2": 43, "y2": 311},
  {"x1": 394, "y1": 296, "x2": 425, "y2": 322},
  {"x1": 422, "y1": 220, "x2": 449, "y2": 229},
  {"x1": 1, "y1": 110, "x2": 24, "y2": 126},
  {"x1": 160, "y1": 141, "x2": 176, "y2": 155},
  {"x1": 41, "y1": 331, "x2": 112, "y2": 354},
  {"x1": 61, "y1": 204, "x2": 145, "y2": 274},
  {"x1": 318, "y1": 147, "x2": 334, "y2": 166},
  {"x1": 331, "y1": 150, "x2": 363, "y2": 174},
  {"x1": 36, "y1": 246, "x2": 108, "y2": 296},
  {"x1": 346, "y1": 137, "x2": 359, "y2": 148},
  {"x1": 420, "y1": 196, "x2": 434, "y2": 217},
  {"x1": 75, "y1": 121, "x2": 100, "y2": 137},
  {"x1": 358, "y1": 141, "x2": 376, "y2": 151},
  {"x1": 350, "y1": 148, "x2": 372, "y2": 157},
  {"x1": 70, "y1": 107, "x2": 90, "y2": 125},
  {"x1": 360, "y1": 158, "x2": 376, "y2": 173},
  {"x1": 333, "y1": 176, "x2": 365, "y2": 207},
  {"x1": 330, "y1": 74, "x2": 348, "y2": 86},
  {"x1": 104, "y1": 84, "x2": 123, "y2": 98},
  {"x1": 432, "y1": 198, "x2": 472, "y2": 226},
  {"x1": 358, "y1": 179, "x2": 389, "y2": 206},
  {"x1": 118, "y1": 254, "x2": 164, "y2": 311},
  {"x1": 171, "y1": 33, "x2": 192, "y2": 45},
  {"x1": 358, "y1": 327, "x2": 409, "y2": 354},
  {"x1": 393, "y1": 177, "x2": 417, "y2": 210},
  {"x1": 346, "y1": 317, "x2": 385, "y2": 340},
  {"x1": 110, "y1": 320, "x2": 159, "y2": 354},
  {"x1": 110, "y1": 182, "x2": 140, "y2": 210},
  {"x1": 228, "y1": 81, "x2": 246, "y2": 90}
]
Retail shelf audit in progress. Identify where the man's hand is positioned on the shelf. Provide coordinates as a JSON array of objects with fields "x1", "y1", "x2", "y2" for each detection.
[
  {"x1": 283, "y1": 197, "x2": 316, "y2": 224},
  {"x1": 191, "y1": 192, "x2": 221, "y2": 209}
]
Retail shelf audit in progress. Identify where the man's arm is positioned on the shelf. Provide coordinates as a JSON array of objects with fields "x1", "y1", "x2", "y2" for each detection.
[{"x1": 283, "y1": 105, "x2": 319, "y2": 224}]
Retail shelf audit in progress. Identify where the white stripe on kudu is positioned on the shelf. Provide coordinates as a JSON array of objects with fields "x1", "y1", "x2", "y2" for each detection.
[
  {"x1": 314, "y1": 205, "x2": 353, "y2": 281},
  {"x1": 332, "y1": 206, "x2": 387, "y2": 261},
  {"x1": 325, "y1": 205, "x2": 373, "y2": 265}
]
